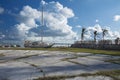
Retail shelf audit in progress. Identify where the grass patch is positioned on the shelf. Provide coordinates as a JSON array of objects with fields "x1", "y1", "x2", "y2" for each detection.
[
  {"x1": 61, "y1": 54, "x2": 91, "y2": 61},
  {"x1": 67, "y1": 60, "x2": 88, "y2": 66},
  {"x1": 13, "y1": 54, "x2": 38, "y2": 60},
  {"x1": 0, "y1": 47, "x2": 120, "y2": 56},
  {"x1": 95, "y1": 70, "x2": 120, "y2": 80},
  {"x1": 34, "y1": 76, "x2": 67, "y2": 80},
  {"x1": 53, "y1": 48, "x2": 120, "y2": 56},
  {"x1": 34, "y1": 70, "x2": 120, "y2": 80},
  {"x1": 61, "y1": 57, "x2": 87, "y2": 66},
  {"x1": 61, "y1": 57, "x2": 78, "y2": 61},
  {"x1": 105, "y1": 58, "x2": 120, "y2": 64},
  {"x1": 0, "y1": 54, "x2": 38, "y2": 63},
  {"x1": 0, "y1": 53, "x2": 5, "y2": 57},
  {"x1": 24, "y1": 62, "x2": 46, "y2": 77}
]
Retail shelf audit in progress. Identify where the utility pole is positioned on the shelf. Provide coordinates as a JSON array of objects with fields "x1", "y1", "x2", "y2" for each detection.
[{"x1": 41, "y1": 0, "x2": 44, "y2": 42}]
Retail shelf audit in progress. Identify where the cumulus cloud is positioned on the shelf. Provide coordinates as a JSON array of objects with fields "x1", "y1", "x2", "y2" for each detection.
[
  {"x1": 0, "y1": 7, "x2": 4, "y2": 14},
  {"x1": 87, "y1": 24, "x2": 102, "y2": 33},
  {"x1": 95, "y1": 19, "x2": 99, "y2": 22},
  {"x1": 83, "y1": 24, "x2": 120, "y2": 40},
  {"x1": 114, "y1": 15, "x2": 120, "y2": 21},
  {"x1": 16, "y1": 0, "x2": 76, "y2": 41},
  {"x1": 0, "y1": 33, "x2": 5, "y2": 39},
  {"x1": 41, "y1": 0, "x2": 46, "y2": 5},
  {"x1": 107, "y1": 30, "x2": 120, "y2": 39},
  {"x1": 76, "y1": 25, "x2": 81, "y2": 28}
]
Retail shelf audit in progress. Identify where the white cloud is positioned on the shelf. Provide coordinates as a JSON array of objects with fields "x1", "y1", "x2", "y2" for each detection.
[
  {"x1": 87, "y1": 24, "x2": 102, "y2": 33},
  {"x1": 41, "y1": 0, "x2": 46, "y2": 5},
  {"x1": 83, "y1": 24, "x2": 120, "y2": 40},
  {"x1": 114, "y1": 15, "x2": 120, "y2": 21},
  {"x1": 60, "y1": 7, "x2": 74, "y2": 18},
  {"x1": 0, "y1": 34, "x2": 5, "y2": 39},
  {"x1": 0, "y1": 7, "x2": 4, "y2": 14},
  {"x1": 84, "y1": 32, "x2": 92, "y2": 39},
  {"x1": 20, "y1": 5, "x2": 40, "y2": 19},
  {"x1": 76, "y1": 25, "x2": 81, "y2": 28},
  {"x1": 74, "y1": 16, "x2": 79, "y2": 20},
  {"x1": 16, "y1": 5, "x2": 40, "y2": 38},
  {"x1": 16, "y1": 1, "x2": 76, "y2": 42},
  {"x1": 107, "y1": 30, "x2": 120, "y2": 39},
  {"x1": 114, "y1": 31, "x2": 120, "y2": 37},
  {"x1": 95, "y1": 19, "x2": 99, "y2": 22}
]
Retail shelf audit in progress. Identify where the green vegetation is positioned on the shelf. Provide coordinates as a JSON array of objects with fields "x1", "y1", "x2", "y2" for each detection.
[
  {"x1": 0, "y1": 53, "x2": 5, "y2": 57},
  {"x1": 24, "y1": 62, "x2": 45, "y2": 76},
  {"x1": 0, "y1": 47, "x2": 120, "y2": 56},
  {"x1": 66, "y1": 60, "x2": 88, "y2": 66},
  {"x1": 61, "y1": 57, "x2": 88, "y2": 66},
  {"x1": 13, "y1": 54, "x2": 38, "y2": 60},
  {"x1": 94, "y1": 70, "x2": 120, "y2": 80},
  {"x1": 34, "y1": 70, "x2": 120, "y2": 80},
  {"x1": 0, "y1": 54, "x2": 38, "y2": 63},
  {"x1": 61, "y1": 57, "x2": 78, "y2": 61},
  {"x1": 105, "y1": 58, "x2": 120, "y2": 64},
  {"x1": 0, "y1": 53, "x2": 5, "y2": 63}
]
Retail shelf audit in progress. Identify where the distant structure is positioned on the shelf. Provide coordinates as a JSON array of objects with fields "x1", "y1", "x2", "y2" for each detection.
[
  {"x1": 71, "y1": 39, "x2": 120, "y2": 50},
  {"x1": 24, "y1": 40, "x2": 54, "y2": 48},
  {"x1": 71, "y1": 28, "x2": 120, "y2": 50},
  {"x1": 115, "y1": 37, "x2": 120, "y2": 45},
  {"x1": 0, "y1": 40, "x2": 22, "y2": 48}
]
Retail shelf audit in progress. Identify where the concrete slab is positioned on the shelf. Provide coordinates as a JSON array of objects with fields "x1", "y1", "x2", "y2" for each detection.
[
  {"x1": 0, "y1": 50, "x2": 120, "y2": 80},
  {"x1": 65, "y1": 76, "x2": 113, "y2": 80}
]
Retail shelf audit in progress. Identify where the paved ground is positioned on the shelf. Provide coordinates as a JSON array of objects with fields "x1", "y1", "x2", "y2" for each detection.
[{"x1": 0, "y1": 50, "x2": 120, "y2": 80}]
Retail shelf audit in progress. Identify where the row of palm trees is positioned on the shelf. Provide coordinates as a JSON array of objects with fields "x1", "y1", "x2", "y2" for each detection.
[{"x1": 81, "y1": 28, "x2": 108, "y2": 42}]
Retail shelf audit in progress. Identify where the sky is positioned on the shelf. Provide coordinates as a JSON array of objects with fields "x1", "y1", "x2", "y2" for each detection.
[{"x1": 0, "y1": 0, "x2": 120, "y2": 43}]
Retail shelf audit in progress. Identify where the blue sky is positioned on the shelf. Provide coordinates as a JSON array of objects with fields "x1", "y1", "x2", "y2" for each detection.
[{"x1": 0, "y1": 0, "x2": 120, "y2": 42}]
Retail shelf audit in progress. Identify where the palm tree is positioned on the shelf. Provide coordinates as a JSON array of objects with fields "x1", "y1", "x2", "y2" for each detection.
[
  {"x1": 102, "y1": 29, "x2": 108, "y2": 41},
  {"x1": 81, "y1": 28, "x2": 86, "y2": 41},
  {"x1": 94, "y1": 30, "x2": 97, "y2": 42},
  {"x1": 115, "y1": 37, "x2": 120, "y2": 45}
]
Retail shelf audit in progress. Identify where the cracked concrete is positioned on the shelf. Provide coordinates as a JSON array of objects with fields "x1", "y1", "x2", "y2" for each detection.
[{"x1": 0, "y1": 50, "x2": 120, "y2": 80}]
